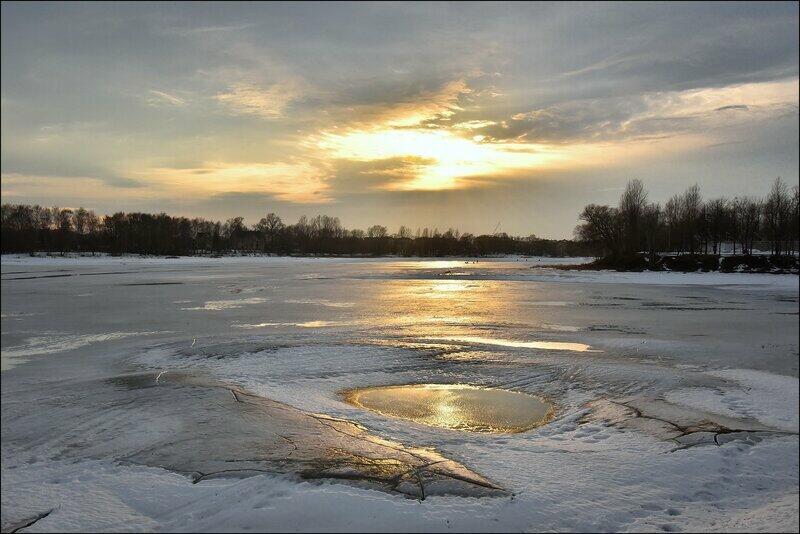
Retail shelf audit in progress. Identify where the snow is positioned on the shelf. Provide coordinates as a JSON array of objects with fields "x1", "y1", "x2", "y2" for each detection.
[
  {"x1": 2, "y1": 256, "x2": 798, "y2": 532},
  {"x1": 0, "y1": 253, "x2": 370, "y2": 267},
  {"x1": 3, "y1": 435, "x2": 797, "y2": 533},
  {"x1": 666, "y1": 369, "x2": 799, "y2": 433},
  {"x1": 0, "y1": 332, "x2": 168, "y2": 371},
  {"x1": 525, "y1": 268, "x2": 800, "y2": 289},
  {"x1": 182, "y1": 297, "x2": 268, "y2": 311}
]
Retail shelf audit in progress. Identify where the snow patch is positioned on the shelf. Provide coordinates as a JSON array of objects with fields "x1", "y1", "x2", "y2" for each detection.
[
  {"x1": 1, "y1": 331, "x2": 167, "y2": 371},
  {"x1": 665, "y1": 369, "x2": 799, "y2": 432},
  {"x1": 182, "y1": 297, "x2": 267, "y2": 311}
]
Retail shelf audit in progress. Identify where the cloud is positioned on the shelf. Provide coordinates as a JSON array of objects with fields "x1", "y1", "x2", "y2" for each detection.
[
  {"x1": 327, "y1": 156, "x2": 438, "y2": 193},
  {"x1": 161, "y1": 23, "x2": 258, "y2": 36},
  {"x1": 215, "y1": 81, "x2": 303, "y2": 119},
  {"x1": 633, "y1": 79, "x2": 797, "y2": 121},
  {"x1": 471, "y1": 78, "x2": 799, "y2": 144},
  {"x1": 715, "y1": 105, "x2": 749, "y2": 112},
  {"x1": 0, "y1": 173, "x2": 156, "y2": 205},
  {"x1": 146, "y1": 90, "x2": 186, "y2": 107},
  {"x1": 142, "y1": 161, "x2": 332, "y2": 203},
  {"x1": 452, "y1": 120, "x2": 498, "y2": 130},
  {"x1": 317, "y1": 77, "x2": 474, "y2": 130},
  {"x1": 377, "y1": 79, "x2": 472, "y2": 128},
  {"x1": 0, "y1": 154, "x2": 143, "y2": 188}
]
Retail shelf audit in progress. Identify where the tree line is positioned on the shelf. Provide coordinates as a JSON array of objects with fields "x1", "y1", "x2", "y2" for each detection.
[
  {"x1": 575, "y1": 177, "x2": 799, "y2": 262},
  {"x1": 1, "y1": 205, "x2": 591, "y2": 257},
  {"x1": 4, "y1": 178, "x2": 797, "y2": 260}
]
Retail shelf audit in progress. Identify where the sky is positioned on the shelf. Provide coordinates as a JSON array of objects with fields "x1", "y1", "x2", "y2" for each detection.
[{"x1": 1, "y1": 1, "x2": 798, "y2": 238}]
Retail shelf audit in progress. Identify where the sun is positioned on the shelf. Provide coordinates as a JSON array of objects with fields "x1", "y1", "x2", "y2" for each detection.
[{"x1": 316, "y1": 127, "x2": 570, "y2": 191}]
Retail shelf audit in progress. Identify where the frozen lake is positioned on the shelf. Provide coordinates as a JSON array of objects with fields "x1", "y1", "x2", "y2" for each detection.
[{"x1": 1, "y1": 255, "x2": 798, "y2": 532}]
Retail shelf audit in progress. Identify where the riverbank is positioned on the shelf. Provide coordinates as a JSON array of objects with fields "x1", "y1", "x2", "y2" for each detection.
[{"x1": 555, "y1": 253, "x2": 799, "y2": 275}]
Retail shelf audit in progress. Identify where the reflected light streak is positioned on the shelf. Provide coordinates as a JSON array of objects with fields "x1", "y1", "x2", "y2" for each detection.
[{"x1": 427, "y1": 335, "x2": 595, "y2": 352}]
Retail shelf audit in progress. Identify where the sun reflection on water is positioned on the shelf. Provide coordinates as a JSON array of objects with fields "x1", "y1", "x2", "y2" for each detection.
[
  {"x1": 369, "y1": 279, "x2": 596, "y2": 353},
  {"x1": 344, "y1": 384, "x2": 553, "y2": 433},
  {"x1": 425, "y1": 336, "x2": 595, "y2": 352}
]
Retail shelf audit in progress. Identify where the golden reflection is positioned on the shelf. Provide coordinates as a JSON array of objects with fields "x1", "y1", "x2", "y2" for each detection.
[
  {"x1": 426, "y1": 280, "x2": 474, "y2": 298},
  {"x1": 426, "y1": 336, "x2": 595, "y2": 352},
  {"x1": 370, "y1": 280, "x2": 498, "y2": 338},
  {"x1": 435, "y1": 350, "x2": 507, "y2": 363},
  {"x1": 344, "y1": 384, "x2": 553, "y2": 433},
  {"x1": 364, "y1": 278, "x2": 599, "y2": 359},
  {"x1": 430, "y1": 281, "x2": 470, "y2": 291},
  {"x1": 375, "y1": 281, "x2": 485, "y2": 329}
]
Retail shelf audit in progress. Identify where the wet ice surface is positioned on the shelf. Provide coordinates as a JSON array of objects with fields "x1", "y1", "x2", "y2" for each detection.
[
  {"x1": 345, "y1": 384, "x2": 553, "y2": 433},
  {"x1": 1, "y1": 255, "x2": 798, "y2": 532}
]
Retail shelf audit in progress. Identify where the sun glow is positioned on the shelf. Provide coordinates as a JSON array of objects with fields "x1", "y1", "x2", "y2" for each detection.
[
  {"x1": 143, "y1": 161, "x2": 331, "y2": 203},
  {"x1": 316, "y1": 128, "x2": 572, "y2": 191},
  {"x1": 314, "y1": 125, "x2": 708, "y2": 192}
]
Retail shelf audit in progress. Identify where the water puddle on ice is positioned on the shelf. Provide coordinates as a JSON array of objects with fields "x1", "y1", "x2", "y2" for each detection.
[
  {"x1": 426, "y1": 335, "x2": 595, "y2": 352},
  {"x1": 344, "y1": 384, "x2": 553, "y2": 433}
]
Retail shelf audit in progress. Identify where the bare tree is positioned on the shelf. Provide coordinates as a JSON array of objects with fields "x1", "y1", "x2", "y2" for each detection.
[
  {"x1": 735, "y1": 197, "x2": 761, "y2": 255},
  {"x1": 575, "y1": 204, "x2": 621, "y2": 257},
  {"x1": 705, "y1": 198, "x2": 728, "y2": 255},
  {"x1": 641, "y1": 203, "x2": 663, "y2": 262},
  {"x1": 85, "y1": 210, "x2": 100, "y2": 234},
  {"x1": 55, "y1": 208, "x2": 73, "y2": 233},
  {"x1": 618, "y1": 179, "x2": 648, "y2": 254},
  {"x1": 763, "y1": 177, "x2": 792, "y2": 255},
  {"x1": 679, "y1": 184, "x2": 702, "y2": 254},
  {"x1": 367, "y1": 225, "x2": 388, "y2": 238},
  {"x1": 222, "y1": 217, "x2": 246, "y2": 239},
  {"x1": 396, "y1": 225, "x2": 412, "y2": 239},
  {"x1": 790, "y1": 186, "x2": 799, "y2": 256},
  {"x1": 255, "y1": 213, "x2": 284, "y2": 234},
  {"x1": 664, "y1": 194, "x2": 681, "y2": 253},
  {"x1": 255, "y1": 213, "x2": 285, "y2": 252}
]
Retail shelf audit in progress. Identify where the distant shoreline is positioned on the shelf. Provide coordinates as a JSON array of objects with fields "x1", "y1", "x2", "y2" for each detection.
[
  {"x1": 2, "y1": 251, "x2": 797, "y2": 275},
  {"x1": 551, "y1": 253, "x2": 799, "y2": 275},
  {"x1": 1, "y1": 251, "x2": 588, "y2": 260}
]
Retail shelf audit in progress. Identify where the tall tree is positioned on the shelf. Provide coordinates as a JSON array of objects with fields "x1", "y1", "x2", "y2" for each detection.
[
  {"x1": 575, "y1": 204, "x2": 621, "y2": 257},
  {"x1": 618, "y1": 179, "x2": 648, "y2": 254}
]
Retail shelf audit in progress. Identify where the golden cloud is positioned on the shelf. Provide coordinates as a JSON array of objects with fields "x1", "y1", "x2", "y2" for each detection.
[{"x1": 142, "y1": 161, "x2": 332, "y2": 203}]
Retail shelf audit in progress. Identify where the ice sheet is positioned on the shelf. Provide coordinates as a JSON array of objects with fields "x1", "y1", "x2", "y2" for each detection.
[{"x1": 2, "y1": 256, "x2": 797, "y2": 532}]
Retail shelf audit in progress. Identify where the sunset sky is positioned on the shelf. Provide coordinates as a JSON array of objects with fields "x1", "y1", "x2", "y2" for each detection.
[{"x1": 2, "y1": 2, "x2": 798, "y2": 237}]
